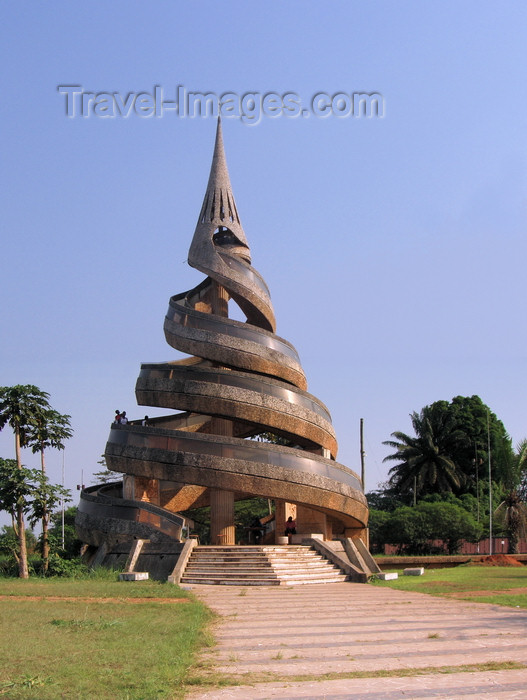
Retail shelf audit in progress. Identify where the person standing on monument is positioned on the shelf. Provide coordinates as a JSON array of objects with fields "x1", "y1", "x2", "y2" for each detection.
[{"x1": 285, "y1": 516, "x2": 296, "y2": 540}]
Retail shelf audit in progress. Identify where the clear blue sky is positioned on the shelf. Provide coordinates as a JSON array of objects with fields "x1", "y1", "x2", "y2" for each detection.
[{"x1": 1, "y1": 2, "x2": 526, "y2": 517}]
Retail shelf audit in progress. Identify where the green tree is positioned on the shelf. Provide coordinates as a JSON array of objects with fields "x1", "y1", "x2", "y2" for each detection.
[
  {"x1": 0, "y1": 459, "x2": 71, "y2": 574},
  {"x1": 366, "y1": 484, "x2": 406, "y2": 512},
  {"x1": 253, "y1": 432, "x2": 294, "y2": 446},
  {"x1": 0, "y1": 459, "x2": 37, "y2": 572},
  {"x1": 417, "y1": 501, "x2": 482, "y2": 554},
  {"x1": 517, "y1": 439, "x2": 527, "y2": 473},
  {"x1": 0, "y1": 385, "x2": 51, "y2": 577},
  {"x1": 434, "y1": 395, "x2": 514, "y2": 489},
  {"x1": 27, "y1": 471, "x2": 71, "y2": 563},
  {"x1": 383, "y1": 405, "x2": 466, "y2": 499},
  {"x1": 0, "y1": 525, "x2": 38, "y2": 556},
  {"x1": 493, "y1": 439, "x2": 527, "y2": 554},
  {"x1": 49, "y1": 506, "x2": 83, "y2": 560},
  {"x1": 367, "y1": 509, "x2": 391, "y2": 553},
  {"x1": 0, "y1": 525, "x2": 38, "y2": 574},
  {"x1": 25, "y1": 408, "x2": 73, "y2": 571},
  {"x1": 494, "y1": 491, "x2": 527, "y2": 554},
  {"x1": 518, "y1": 440, "x2": 527, "y2": 502},
  {"x1": 381, "y1": 500, "x2": 482, "y2": 555},
  {"x1": 234, "y1": 498, "x2": 271, "y2": 544},
  {"x1": 383, "y1": 396, "x2": 515, "y2": 501},
  {"x1": 380, "y1": 506, "x2": 430, "y2": 555},
  {"x1": 91, "y1": 455, "x2": 121, "y2": 485}
]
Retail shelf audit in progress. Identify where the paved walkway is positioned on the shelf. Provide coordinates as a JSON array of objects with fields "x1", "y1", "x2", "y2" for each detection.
[{"x1": 185, "y1": 582, "x2": 527, "y2": 699}]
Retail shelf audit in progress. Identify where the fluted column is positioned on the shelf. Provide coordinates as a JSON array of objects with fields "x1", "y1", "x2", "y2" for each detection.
[
  {"x1": 209, "y1": 281, "x2": 236, "y2": 544},
  {"x1": 210, "y1": 488, "x2": 235, "y2": 545}
]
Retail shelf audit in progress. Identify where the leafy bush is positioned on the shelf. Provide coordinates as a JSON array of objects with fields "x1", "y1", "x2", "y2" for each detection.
[
  {"x1": 367, "y1": 509, "x2": 391, "y2": 553},
  {"x1": 380, "y1": 500, "x2": 483, "y2": 554},
  {"x1": 0, "y1": 526, "x2": 38, "y2": 557},
  {"x1": 48, "y1": 506, "x2": 83, "y2": 559},
  {"x1": 37, "y1": 554, "x2": 89, "y2": 578}
]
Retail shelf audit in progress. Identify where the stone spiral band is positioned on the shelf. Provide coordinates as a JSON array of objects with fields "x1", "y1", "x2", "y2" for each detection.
[{"x1": 77, "y1": 120, "x2": 368, "y2": 547}]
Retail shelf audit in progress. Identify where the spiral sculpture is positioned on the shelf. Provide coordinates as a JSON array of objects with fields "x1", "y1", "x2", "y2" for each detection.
[{"x1": 101, "y1": 119, "x2": 368, "y2": 545}]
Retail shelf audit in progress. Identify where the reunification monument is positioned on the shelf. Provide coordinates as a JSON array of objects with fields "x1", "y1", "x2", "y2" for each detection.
[{"x1": 76, "y1": 120, "x2": 368, "y2": 570}]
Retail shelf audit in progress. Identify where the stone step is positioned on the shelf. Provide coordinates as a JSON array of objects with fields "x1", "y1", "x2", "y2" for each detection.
[
  {"x1": 185, "y1": 566, "x2": 274, "y2": 573},
  {"x1": 278, "y1": 571, "x2": 346, "y2": 580},
  {"x1": 189, "y1": 555, "x2": 323, "y2": 564},
  {"x1": 186, "y1": 558, "x2": 273, "y2": 564},
  {"x1": 196, "y1": 545, "x2": 306, "y2": 548},
  {"x1": 187, "y1": 560, "x2": 335, "y2": 568},
  {"x1": 190, "y1": 555, "x2": 274, "y2": 562},
  {"x1": 180, "y1": 544, "x2": 349, "y2": 586},
  {"x1": 180, "y1": 576, "x2": 282, "y2": 586},
  {"x1": 192, "y1": 551, "x2": 324, "y2": 561},
  {"x1": 181, "y1": 573, "x2": 346, "y2": 586},
  {"x1": 187, "y1": 559, "x2": 337, "y2": 569},
  {"x1": 185, "y1": 565, "x2": 339, "y2": 576},
  {"x1": 267, "y1": 556, "x2": 329, "y2": 563},
  {"x1": 265, "y1": 551, "x2": 322, "y2": 557},
  {"x1": 183, "y1": 570, "x2": 279, "y2": 580},
  {"x1": 193, "y1": 546, "x2": 311, "y2": 553},
  {"x1": 281, "y1": 576, "x2": 347, "y2": 586},
  {"x1": 273, "y1": 564, "x2": 334, "y2": 571},
  {"x1": 193, "y1": 547, "x2": 320, "y2": 553}
]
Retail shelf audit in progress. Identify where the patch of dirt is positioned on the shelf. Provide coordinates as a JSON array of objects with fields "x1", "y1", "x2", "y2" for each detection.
[
  {"x1": 0, "y1": 595, "x2": 190, "y2": 604},
  {"x1": 445, "y1": 587, "x2": 527, "y2": 598},
  {"x1": 475, "y1": 554, "x2": 523, "y2": 567}
]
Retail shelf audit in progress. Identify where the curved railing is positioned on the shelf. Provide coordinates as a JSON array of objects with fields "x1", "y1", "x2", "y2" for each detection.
[{"x1": 76, "y1": 483, "x2": 187, "y2": 544}]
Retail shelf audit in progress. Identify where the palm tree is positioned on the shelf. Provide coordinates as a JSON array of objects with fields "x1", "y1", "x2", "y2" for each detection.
[
  {"x1": 494, "y1": 439, "x2": 527, "y2": 554},
  {"x1": 25, "y1": 409, "x2": 73, "y2": 570},
  {"x1": 517, "y1": 439, "x2": 527, "y2": 483},
  {"x1": 0, "y1": 385, "x2": 52, "y2": 577},
  {"x1": 494, "y1": 491, "x2": 527, "y2": 554},
  {"x1": 383, "y1": 406, "x2": 467, "y2": 501}
]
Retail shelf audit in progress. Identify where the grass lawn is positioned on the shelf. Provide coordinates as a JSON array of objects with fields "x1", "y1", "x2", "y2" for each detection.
[
  {"x1": 2, "y1": 566, "x2": 525, "y2": 698},
  {"x1": 0, "y1": 573, "x2": 214, "y2": 699},
  {"x1": 372, "y1": 564, "x2": 527, "y2": 608}
]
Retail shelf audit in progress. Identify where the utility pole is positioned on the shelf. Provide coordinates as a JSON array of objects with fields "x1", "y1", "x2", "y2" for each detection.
[
  {"x1": 61, "y1": 451, "x2": 65, "y2": 549},
  {"x1": 360, "y1": 418, "x2": 365, "y2": 488},
  {"x1": 487, "y1": 410, "x2": 492, "y2": 555},
  {"x1": 474, "y1": 442, "x2": 480, "y2": 522}
]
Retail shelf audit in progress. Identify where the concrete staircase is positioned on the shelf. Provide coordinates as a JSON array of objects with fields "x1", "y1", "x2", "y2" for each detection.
[{"x1": 179, "y1": 545, "x2": 348, "y2": 586}]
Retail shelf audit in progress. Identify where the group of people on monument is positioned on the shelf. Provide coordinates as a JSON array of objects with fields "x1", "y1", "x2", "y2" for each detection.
[
  {"x1": 113, "y1": 410, "x2": 150, "y2": 426},
  {"x1": 114, "y1": 409, "x2": 128, "y2": 424}
]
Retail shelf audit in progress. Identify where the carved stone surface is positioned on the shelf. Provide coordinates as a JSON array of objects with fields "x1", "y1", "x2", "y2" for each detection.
[{"x1": 77, "y1": 119, "x2": 368, "y2": 545}]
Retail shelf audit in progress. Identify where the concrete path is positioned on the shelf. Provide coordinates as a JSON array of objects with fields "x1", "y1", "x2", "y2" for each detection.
[{"x1": 185, "y1": 582, "x2": 527, "y2": 699}]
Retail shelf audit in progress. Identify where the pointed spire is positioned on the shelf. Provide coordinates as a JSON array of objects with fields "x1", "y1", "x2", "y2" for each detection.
[
  {"x1": 204, "y1": 116, "x2": 230, "y2": 198},
  {"x1": 191, "y1": 118, "x2": 251, "y2": 260},
  {"x1": 187, "y1": 118, "x2": 276, "y2": 332}
]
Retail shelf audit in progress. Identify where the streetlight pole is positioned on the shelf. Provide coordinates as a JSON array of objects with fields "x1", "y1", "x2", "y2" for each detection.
[
  {"x1": 61, "y1": 451, "x2": 65, "y2": 550},
  {"x1": 487, "y1": 410, "x2": 492, "y2": 556},
  {"x1": 360, "y1": 418, "x2": 365, "y2": 489},
  {"x1": 474, "y1": 442, "x2": 480, "y2": 522}
]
